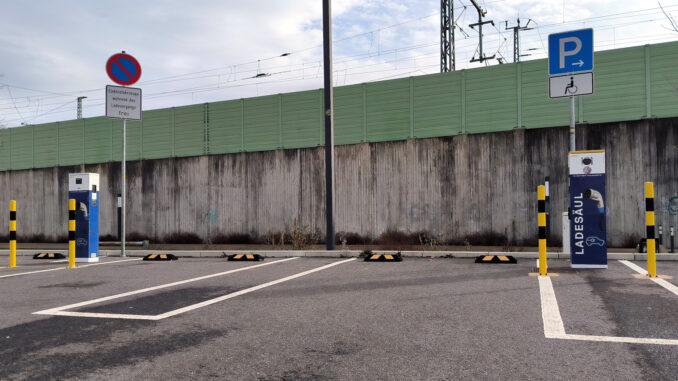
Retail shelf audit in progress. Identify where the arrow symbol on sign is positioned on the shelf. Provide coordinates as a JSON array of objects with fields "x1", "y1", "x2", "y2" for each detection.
[{"x1": 572, "y1": 60, "x2": 584, "y2": 67}]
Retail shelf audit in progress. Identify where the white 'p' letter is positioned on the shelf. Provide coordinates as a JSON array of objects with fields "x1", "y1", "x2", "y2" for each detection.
[{"x1": 559, "y1": 37, "x2": 582, "y2": 69}]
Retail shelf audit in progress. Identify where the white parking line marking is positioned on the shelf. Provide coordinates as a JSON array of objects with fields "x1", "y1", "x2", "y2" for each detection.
[
  {"x1": 538, "y1": 276, "x2": 566, "y2": 338},
  {"x1": 34, "y1": 257, "x2": 299, "y2": 317},
  {"x1": 0, "y1": 267, "x2": 65, "y2": 279},
  {"x1": 78, "y1": 258, "x2": 142, "y2": 268},
  {"x1": 0, "y1": 258, "x2": 142, "y2": 279},
  {"x1": 538, "y1": 275, "x2": 678, "y2": 345},
  {"x1": 619, "y1": 260, "x2": 678, "y2": 296},
  {"x1": 156, "y1": 258, "x2": 356, "y2": 320},
  {"x1": 35, "y1": 258, "x2": 355, "y2": 320},
  {"x1": 44, "y1": 310, "x2": 160, "y2": 321},
  {"x1": 560, "y1": 334, "x2": 678, "y2": 345}
]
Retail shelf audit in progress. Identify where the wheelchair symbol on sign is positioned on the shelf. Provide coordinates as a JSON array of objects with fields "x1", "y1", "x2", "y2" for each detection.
[{"x1": 564, "y1": 77, "x2": 578, "y2": 95}]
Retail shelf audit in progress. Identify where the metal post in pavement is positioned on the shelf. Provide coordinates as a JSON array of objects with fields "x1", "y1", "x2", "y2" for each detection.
[
  {"x1": 645, "y1": 182, "x2": 656, "y2": 277},
  {"x1": 538, "y1": 185, "x2": 547, "y2": 276},
  {"x1": 9, "y1": 200, "x2": 16, "y2": 268},
  {"x1": 121, "y1": 119, "x2": 126, "y2": 257}
]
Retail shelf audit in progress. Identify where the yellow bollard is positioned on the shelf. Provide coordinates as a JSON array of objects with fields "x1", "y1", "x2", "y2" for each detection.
[
  {"x1": 69, "y1": 199, "x2": 76, "y2": 269},
  {"x1": 9, "y1": 200, "x2": 16, "y2": 268},
  {"x1": 538, "y1": 185, "x2": 547, "y2": 276},
  {"x1": 645, "y1": 182, "x2": 656, "y2": 278}
]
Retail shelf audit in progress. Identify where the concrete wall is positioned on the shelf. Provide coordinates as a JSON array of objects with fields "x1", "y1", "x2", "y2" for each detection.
[{"x1": 0, "y1": 118, "x2": 676, "y2": 247}]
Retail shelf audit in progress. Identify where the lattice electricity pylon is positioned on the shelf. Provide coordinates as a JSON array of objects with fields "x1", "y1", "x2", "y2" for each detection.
[
  {"x1": 440, "y1": 0, "x2": 455, "y2": 72},
  {"x1": 505, "y1": 18, "x2": 534, "y2": 63}
]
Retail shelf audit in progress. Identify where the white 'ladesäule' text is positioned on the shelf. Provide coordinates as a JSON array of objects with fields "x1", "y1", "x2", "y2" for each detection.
[{"x1": 572, "y1": 193, "x2": 584, "y2": 254}]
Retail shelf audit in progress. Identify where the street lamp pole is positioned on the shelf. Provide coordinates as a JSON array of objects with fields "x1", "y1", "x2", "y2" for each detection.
[{"x1": 322, "y1": 0, "x2": 336, "y2": 250}]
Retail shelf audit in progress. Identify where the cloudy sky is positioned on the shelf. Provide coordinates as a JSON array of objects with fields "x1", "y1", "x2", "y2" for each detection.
[{"x1": 1, "y1": 0, "x2": 677, "y2": 127}]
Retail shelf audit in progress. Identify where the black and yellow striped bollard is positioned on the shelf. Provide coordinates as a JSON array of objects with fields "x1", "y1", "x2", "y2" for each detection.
[
  {"x1": 9, "y1": 200, "x2": 16, "y2": 268},
  {"x1": 538, "y1": 185, "x2": 547, "y2": 276},
  {"x1": 69, "y1": 199, "x2": 76, "y2": 269},
  {"x1": 645, "y1": 182, "x2": 656, "y2": 278}
]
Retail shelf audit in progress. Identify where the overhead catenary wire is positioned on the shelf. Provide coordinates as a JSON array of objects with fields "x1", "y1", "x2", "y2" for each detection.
[
  {"x1": 5, "y1": 87, "x2": 26, "y2": 125},
  {"x1": 0, "y1": 57, "x2": 444, "y2": 124},
  {"x1": 9, "y1": 25, "x2": 678, "y2": 125},
  {"x1": 2, "y1": 4, "x2": 678, "y2": 125},
  {"x1": 1, "y1": 7, "x2": 676, "y2": 102},
  {"x1": 3, "y1": 27, "x2": 676, "y2": 125},
  {"x1": 4, "y1": 3, "x2": 676, "y2": 106},
  {"x1": 2, "y1": 21, "x2": 672, "y2": 115},
  {"x1": 0, "y1": 42, "x2": 444, "y2": 112},
  {"x1": 0, "y1": 13, "x2": 445, "y2": 109},
  {"x1": 658, "y1": 1, "x2": 678, "y2": 31}
]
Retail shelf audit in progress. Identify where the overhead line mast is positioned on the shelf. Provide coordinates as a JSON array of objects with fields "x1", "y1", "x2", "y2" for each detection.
[
  {"x1": 76, "y1": 96, "x2": 87, "y2": 119},
  {"x1": 469, "y1": 0, "x2": 495, "y2": 64},
  {"x1": 505, "y1": 18, "x2": 534, "y2": 63},
  {"x1": 440, "y1": 0, "x2": 455, "y2": 72}
]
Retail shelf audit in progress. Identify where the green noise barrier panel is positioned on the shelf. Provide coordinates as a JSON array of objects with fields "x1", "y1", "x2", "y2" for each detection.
[{"x1": 1, "y1": 41, "x2": 677, "y2": 171}]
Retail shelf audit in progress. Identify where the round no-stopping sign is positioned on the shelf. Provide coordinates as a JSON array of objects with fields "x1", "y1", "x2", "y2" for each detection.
[{"x1": 106, "y1": 52, "x2": 141, "y2": 86}]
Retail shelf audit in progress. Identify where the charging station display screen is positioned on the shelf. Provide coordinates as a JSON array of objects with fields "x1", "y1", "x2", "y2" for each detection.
[{"x1": 568, "y1": 151, "x2": 607, "y2": 268}]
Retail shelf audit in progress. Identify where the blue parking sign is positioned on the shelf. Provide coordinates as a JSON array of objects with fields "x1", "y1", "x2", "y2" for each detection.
[{"x1": 548, "y1": 29, "x2": 593, "y2": 75}]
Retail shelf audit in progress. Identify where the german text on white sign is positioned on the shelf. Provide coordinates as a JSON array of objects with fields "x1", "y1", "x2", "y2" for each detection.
[{"x1": 106, "y1": 85, "x2": 142, "y2": 120}]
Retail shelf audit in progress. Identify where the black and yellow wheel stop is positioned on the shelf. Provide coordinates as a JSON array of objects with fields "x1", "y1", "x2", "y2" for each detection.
[
  {"x1": 364, "y1": 252, "x2": 403, "y2": 262},
  {"x1": 474, "y1": 255, "x2": 517, "y2": 264},
  {"x1": 33, "y1": 252, "x2": 66, "y2": 259},
  {"x1": 142, "y1": 253, "x2": 178, "y2": 261},
  {"x1": 227, "y1": 253, "x2": 263, "y2": 261}
]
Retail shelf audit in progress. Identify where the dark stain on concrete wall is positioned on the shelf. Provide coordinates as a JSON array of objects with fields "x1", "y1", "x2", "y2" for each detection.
[{"x1": 1, "y1": 118, "x2": 675, "y2": 247}]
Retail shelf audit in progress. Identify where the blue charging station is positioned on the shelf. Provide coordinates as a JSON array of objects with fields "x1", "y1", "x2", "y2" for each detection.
[
  {"x1": 568, "y1": 151, "x2": 607, "y2": 268},
  {"x1": 68, "y1": 173, "x2": 100, "y2": 263}
]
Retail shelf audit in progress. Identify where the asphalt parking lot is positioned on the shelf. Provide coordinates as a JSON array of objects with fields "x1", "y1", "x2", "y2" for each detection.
[{"x1": 1, "y1": 255, "x2": 677, "y2": 380}]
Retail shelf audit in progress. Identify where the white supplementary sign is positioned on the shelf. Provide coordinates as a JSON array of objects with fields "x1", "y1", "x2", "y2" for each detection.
[
  {"x1": 106, "y1": 85, "x2": 142, "y2": 120},
  {"x1": 549, "y1": 72, "x2": 593, "y2": 99}
]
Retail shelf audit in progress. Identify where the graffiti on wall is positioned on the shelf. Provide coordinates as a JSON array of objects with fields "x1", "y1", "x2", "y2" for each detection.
[
  {"x1": 667, "y1": 197, "x2": 678, "y2": 216},
  {"x1": 203, "y1": 209, "x2": 218, "y2": 224}
]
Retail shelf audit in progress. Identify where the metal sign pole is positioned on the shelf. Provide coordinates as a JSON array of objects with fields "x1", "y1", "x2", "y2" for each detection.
[
  {"x1": 105, "y1": 52, "x2": 141, "y2": 260},
  {"x1": 545, "y1": 176, "x2": 551, "y2": 241},
  {"x1": 121, "y1": 118, "x2": 126, "y2": 257},
  {"x1": 323, "y1": 0, "x2": 336, "y2": 250},
  {"x1": 569, "y1": 95, "x2": 575, "y2": 151}
]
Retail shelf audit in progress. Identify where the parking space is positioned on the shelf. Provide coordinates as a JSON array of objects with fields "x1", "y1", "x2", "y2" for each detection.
[
  {"x1": 39, "y1": 258, "x2": 352, "y2": 320},
  {"x1": 553, "y1": 261, "x2": 678, "y2": 338},
  {"x1": 0, "y1": 256, "x2": 676, "y2": 380},
  {"x1": 0, "y1": 255, "x2": 68, "y2": 273},
  {"x1": 2, "y1": 258, "x2": 67, "y2": 268},
  {"x1": 1, "y1": 254, "x2": 136, "y2": 270},
  {"x1": 654, "y1": 260, "x2": 678, "y2": 281},
  {"x1": 0, "y1": 256, "x2": 141, "y2": 280}
]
